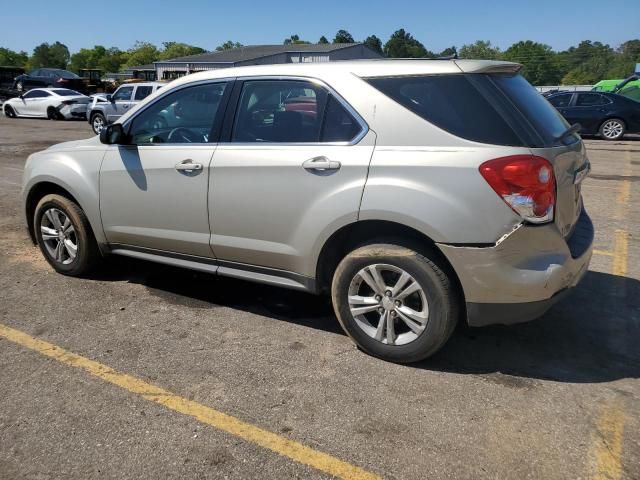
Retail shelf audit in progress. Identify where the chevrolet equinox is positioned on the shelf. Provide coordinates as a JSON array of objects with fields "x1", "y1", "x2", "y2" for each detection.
[{"x1": 22, "y1": 60, "x2": 594, "y2": 363}]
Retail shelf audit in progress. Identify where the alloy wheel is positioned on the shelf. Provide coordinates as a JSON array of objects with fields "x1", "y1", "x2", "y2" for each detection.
[
  {"x1": 40, "y1": 208, "x2": 78, "y2": 265},
  {"x1": 348, "y1": 264, "x2": 429, "y2": 346},
  {"x1": 93, "y1": 115, "x2": 104, "y2": 134},
  {"x1": 601, "y1": 120, "x2": 623, "y2": 139}
]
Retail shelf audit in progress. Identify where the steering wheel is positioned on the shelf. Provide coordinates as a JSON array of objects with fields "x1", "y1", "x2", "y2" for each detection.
[{"x1": 167, "y1": 127, "x2": 202, "y2": 143}]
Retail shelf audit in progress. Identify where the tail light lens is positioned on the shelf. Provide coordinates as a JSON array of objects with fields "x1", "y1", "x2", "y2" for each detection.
[
  {"x1": 479, "y1": 155, "x2": 556, "y2": 224},
  {"x1": 56, "y1": 78, "x2": 68, "y2": 84},
  {"x1": 61, "y1": 100, "x2": 77, "y2": 105}
]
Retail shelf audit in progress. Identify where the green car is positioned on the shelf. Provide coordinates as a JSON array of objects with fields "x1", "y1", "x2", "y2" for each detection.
[{"x1": 592, "y1": 76, "x2": 640, "y2": 101}]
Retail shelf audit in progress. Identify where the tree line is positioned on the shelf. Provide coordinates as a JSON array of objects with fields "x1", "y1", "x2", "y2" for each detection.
[{"x1": 1, "y1": 29, "x2": 639, "y2": 86}]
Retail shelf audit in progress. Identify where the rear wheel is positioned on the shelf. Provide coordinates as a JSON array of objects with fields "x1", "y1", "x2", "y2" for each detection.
[
  {"x1": 91, "y1": 112, "x2": 106, "y2": 135},
  {"x1": 4, "y1": 105, "x2": 16, "y2": 118},
  {"x1": 599, "y1": 118, "x2": 625, "y2": 140},
  {"x1": 34, "y1": 194, "x2": 101, "y2": 276},
  {"x1": 47, "y1": 107, "x2": 61, "y2": 120},
  {"x1": 331, "y1": 243, "x2": 459, "y2": 363}
]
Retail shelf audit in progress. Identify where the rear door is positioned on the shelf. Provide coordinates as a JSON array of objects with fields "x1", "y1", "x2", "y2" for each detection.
[
  {"x1": 566, "y1": 93, "x2": 611, "y2": 133},
  {"x1": 208, "y1": 78, "x2": 374, "y2": 276}
]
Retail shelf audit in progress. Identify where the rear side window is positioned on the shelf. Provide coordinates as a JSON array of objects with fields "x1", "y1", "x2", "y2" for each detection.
[
  {"x1": 135, "y1": 86, "x2": 153, "y2": 100},
  {"x1": 321, "y1": 95, "x2": 361, "y2": 142},
  {"x1": 575, "y1": 93, "x2": 610, "y2": 106},
  {"x1": 365, "y1": 75, "x2": 523, "y2": 146}
]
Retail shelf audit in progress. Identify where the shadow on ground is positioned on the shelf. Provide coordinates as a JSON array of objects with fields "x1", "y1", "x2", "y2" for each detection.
[{"x1": 90, "y1": 258, "x2": 640, "y2": 383}]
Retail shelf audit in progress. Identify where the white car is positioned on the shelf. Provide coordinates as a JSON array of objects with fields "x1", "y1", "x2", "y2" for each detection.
[{"x1": 3, "y1": 88, "x2": 91, "y2": 120}]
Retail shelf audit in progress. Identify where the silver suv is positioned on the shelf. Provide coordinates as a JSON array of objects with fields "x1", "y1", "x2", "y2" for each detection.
[
  {"x1": 87, "y1": 81, "x2": 164, "y2": 134},
  {"x1": 22, "y1": 60, "x2": 593, "y2": 363}
]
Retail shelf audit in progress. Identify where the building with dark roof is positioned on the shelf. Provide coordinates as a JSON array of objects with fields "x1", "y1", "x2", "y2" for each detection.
[{"x1": 154, "y1": 43, "x2": 381, "y2": 80}]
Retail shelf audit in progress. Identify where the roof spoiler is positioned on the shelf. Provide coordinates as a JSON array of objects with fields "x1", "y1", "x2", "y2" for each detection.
[{"x1": 454, "y1": 60, "x2": 522, "y2": 74}]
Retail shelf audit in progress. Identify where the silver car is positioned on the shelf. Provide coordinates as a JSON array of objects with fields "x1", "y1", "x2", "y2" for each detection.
[
  {"x1": 22, "y1": 60, "x2": 593, "y2": 363},
  {"x1": 87, "y1": 81, "x2": 164, "y2": 134}
]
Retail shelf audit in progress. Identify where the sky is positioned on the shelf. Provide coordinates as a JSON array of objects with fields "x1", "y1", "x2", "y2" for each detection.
[{"x1": 2, "y1": 0, "x2": 639, "y2": 55}]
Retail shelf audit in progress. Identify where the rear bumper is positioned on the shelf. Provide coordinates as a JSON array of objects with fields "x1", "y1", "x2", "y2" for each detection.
[{"x1": 437, "y1": 209, "x2": 594, "y2": 326}]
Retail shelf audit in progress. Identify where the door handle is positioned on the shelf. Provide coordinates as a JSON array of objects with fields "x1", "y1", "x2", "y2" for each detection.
[
  {"x1": 302, "y1": 156, "x2": 341, "y2": 172},
  {"x1": 175, "y1": 160, "x2": 203, "y2": 173}
]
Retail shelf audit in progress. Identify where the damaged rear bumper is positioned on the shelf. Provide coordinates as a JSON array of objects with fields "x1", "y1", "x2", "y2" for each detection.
[{"x1": 437, "y1": 209, "x2": 594, "y2": 327}]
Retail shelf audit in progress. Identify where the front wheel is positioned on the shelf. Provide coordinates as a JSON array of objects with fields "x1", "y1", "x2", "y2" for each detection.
[
  {"x1": 331, "y1": 243, "x2": 459, "y2": 363},
  {"x1": 91, "y1": 113, "x2": 106, "y2": 135},
  {"x1": 4, "y1": 105, "x2": 16, "y2": 118},
  {"x1": 599, "y1": 118, "x2": 625, "y2": 140},
  {"x1": 34, "y1": 194, "x2": 101, "y2": 276}
]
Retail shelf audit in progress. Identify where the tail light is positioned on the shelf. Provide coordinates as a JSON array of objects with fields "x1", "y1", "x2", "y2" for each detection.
[
  {"x1": 56, "y1": 78, "x2": 68, "y2": 84},
  {"x1": 479, "y1": 155, "x2": 556, "y2": 224},
  {"x1": 61, "y1": 100, "x2": 77, "y2": 105}
]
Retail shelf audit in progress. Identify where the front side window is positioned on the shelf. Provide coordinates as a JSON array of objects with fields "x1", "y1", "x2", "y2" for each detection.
[
  {"x1": 548, "y1": 93, "x2": 573, "y2": 108},
  {"x1": 233, "y1": 80, "x2": 327, "y2": 143},
  {"x1": 134, "y1": 86, "x2": 153, "y2": 100},
  {"x1": 128, "y1": 82, "x2": 227, "y2": 144},
  {"x1": 112, "y1": 86, "x2": 134, "y2": 102},
  {"x1": 23, "y1": 90, "x2": 49, "y2": 99}
]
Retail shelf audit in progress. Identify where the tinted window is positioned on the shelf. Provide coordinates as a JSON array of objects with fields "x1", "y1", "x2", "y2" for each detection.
[
  {"x1": 232, "y1": 80, "x2": 327, "y2": 143},
  {"x1": 366, "y1": 74, "x2": 523, "y2": 146},
  {"x1": 52, "y1": 89, "x2": 81, "y2": 96},
  {"x1": 135, "y1": 86, "x2": 154, "y2": 100},
  {"x1": 548, "y1": 94, "x2": 573, "y2": 108},
  {"x1": 112, "y1": 86, "x2": 134, "y2": 101},
  {"x1": 491, "y1": 74, "x2": 571, "y2": 145},
  {"x1": 23, "y1": 90, "x2": 49, "y2": 98},
  {"x1": 128, "y1": 82, "x2": 227, "y2": 144},
  {"x1": 576, "y1": 93, "x2": 608, "y2": 106},
  {"x1": 321, "y1": 95, "x2": 361, "y2": 142},
  {"x1": 30, "y1": 69, "x2": 41, "y2": 77},
  {"x1": 53, "y1": 70, "x2": 79, "y2": 79}
]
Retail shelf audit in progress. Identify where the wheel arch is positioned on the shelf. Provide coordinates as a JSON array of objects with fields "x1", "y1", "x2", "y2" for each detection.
[{"x1": 315, "y1": 219, "x2": 464, "y2": 304}]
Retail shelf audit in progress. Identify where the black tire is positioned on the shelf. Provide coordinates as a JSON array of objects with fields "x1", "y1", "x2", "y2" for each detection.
[
  {"x1": 599, "y1": 118, "x2": 625, "y2": 141},
  {"x1": 91, "y1": 112, "x2": 106, "y2": 135},
  {"x1": 47, "y1": 107, "x2": 60, "y2": 120},
  {"x1": 331, "y1": 243, "x2": 459, "y2": 363},
  {"x1": 4, "y1": 105, "x2": 16, "y2": 118},
  {"x1": 34, "y1": 194, "x2": 101, "y2": 276}
]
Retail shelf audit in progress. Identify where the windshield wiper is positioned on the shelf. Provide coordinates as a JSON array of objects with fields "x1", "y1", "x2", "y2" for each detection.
[{"x1": 555, "y1": 123, "x2": 581, "y2": 144}]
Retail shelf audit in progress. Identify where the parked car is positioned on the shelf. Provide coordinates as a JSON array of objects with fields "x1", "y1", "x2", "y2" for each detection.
[
  {"x1": 0, "y1": 65, "x2": 25, "y2": 89},
  {"x1": 13, "y1": 68, "x2": 86, "y2": 93},
  {"x1": 22, "y1": 60, "x2": 593, "y2": 363},
  {"x1": 87, "y1": 81, "x2": 164, "y2": 134},
  {"x1": 3, "y1": 88, "x2": 91, "y2": 119},
  {"x1": 546, "y1": 91, "x2": 640, "y2": 140}
]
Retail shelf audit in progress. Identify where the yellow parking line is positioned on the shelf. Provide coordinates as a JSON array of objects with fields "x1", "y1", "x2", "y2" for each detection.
[
  {"x1": 589, "y1": 400, "x2": 626, "y2": 480},
  {"x1": 0, "y1": 323, "x2": 380, "y2": 480},
  {"x1": 613, "y1": 230, "x2": 629, "y2": 277},
  {"x1": 614, "y1": 150, "x2": 632, "y2": 220},
  {"x1": 592, "y1": 249, "x2": 614, "y2": 257}
]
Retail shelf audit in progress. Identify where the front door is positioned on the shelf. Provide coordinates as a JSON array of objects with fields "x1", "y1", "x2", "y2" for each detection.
[
  {"x1": 106, "y1": 85, "x2": 134, "y2": 122},
  {"x1": 100, "y1": 81, "x2": 230, "y2": 257},
  {"x1": 209, "y1": 79, "x2": 375, "y2": 277}
]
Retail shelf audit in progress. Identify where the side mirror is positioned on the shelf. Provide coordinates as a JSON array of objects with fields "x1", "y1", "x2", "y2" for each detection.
[
  {"x1": 106, "y1": 94, "x2": 113, "y2": 102},
  {"x1": 100, "y1": 123, "x2": 126, "y2": 144}
]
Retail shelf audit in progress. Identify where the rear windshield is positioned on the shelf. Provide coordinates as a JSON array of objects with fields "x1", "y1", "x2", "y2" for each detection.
[
  {"x1": 52, "y1": 89, "x2": 81, "y2": 96},
  {"x1": 365, "y1": 73, "x2": 572, "y2": 147}
]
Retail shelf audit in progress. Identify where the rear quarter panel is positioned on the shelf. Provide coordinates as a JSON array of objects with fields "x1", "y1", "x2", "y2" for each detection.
[{"x1": 360, "y1": 146, "x2": 524, "y2": 244}]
